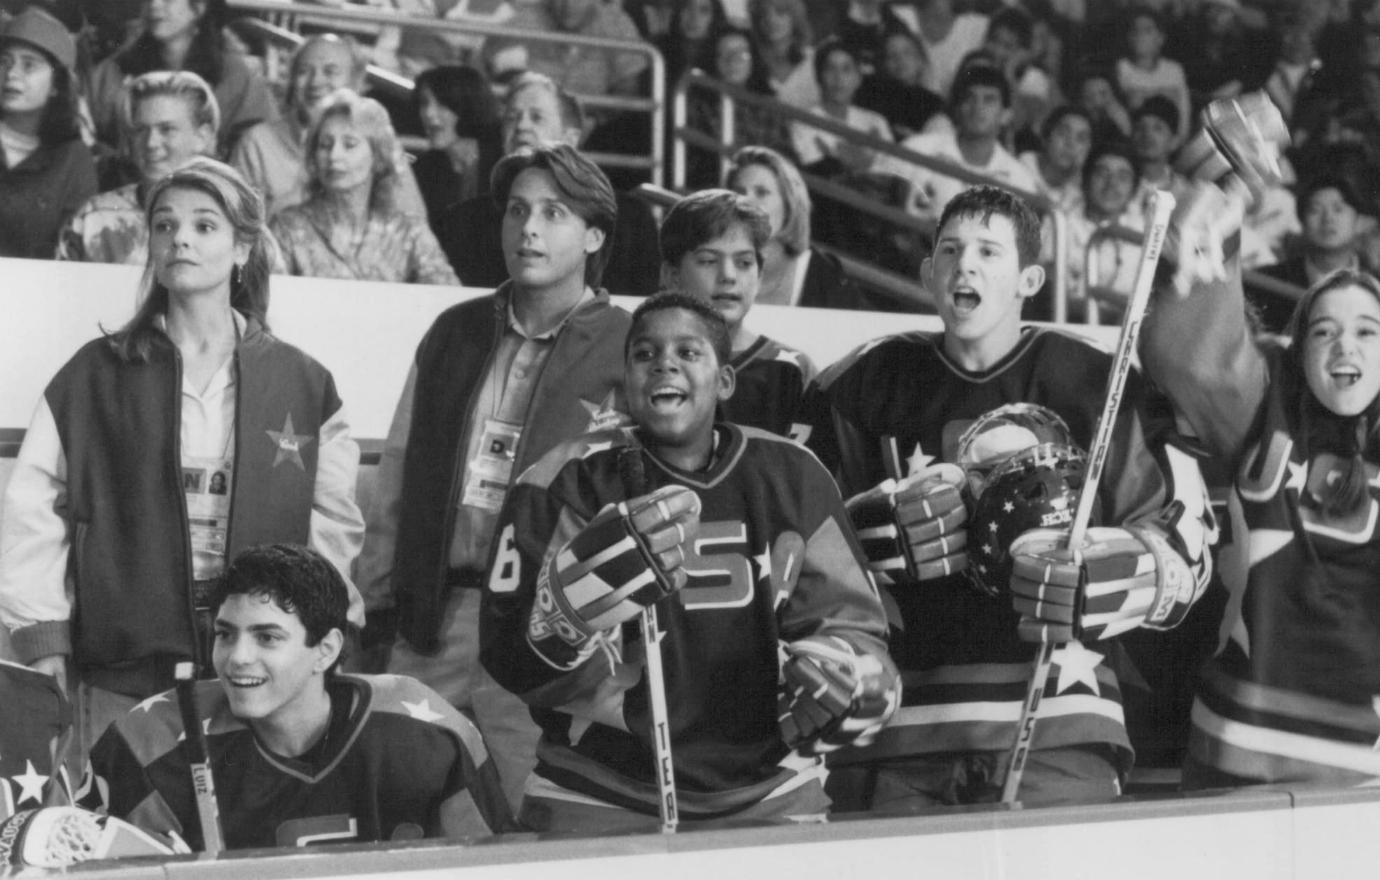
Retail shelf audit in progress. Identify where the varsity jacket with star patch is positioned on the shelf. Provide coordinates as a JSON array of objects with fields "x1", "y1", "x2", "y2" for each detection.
[
  {"x1": 1143, "y1": 254, "x2": 1380, "y2": 787},
  {"x1": 0, "y1": 318, "x2": 364, "y2": 698},
  {"x1": 360, "y1": 284, "x2": 632, "y2": 653},
  {"x1": 804, "y1": 327, "x2": 1215, "y2": 772},
  {"x1": 79, "y1": 673, "x2": 515, "y2": 849},
  {"x1": 480, "y1": 424, "x2": 894, "y2": 819}
]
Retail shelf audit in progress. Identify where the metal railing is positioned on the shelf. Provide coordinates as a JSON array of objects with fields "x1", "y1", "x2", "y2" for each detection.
[
  {"x1": 227, "y1": 0, "x2": 666, "y2": 185},
  {"x1": 633, "y1": 183, "x2": 931, "y2": 311},
  {"x1": 669, "y1": 69, "x2": 1072, "y2": 319},
  {"x1": 1085, "y1": 222, "x2": 1307, "y2": 325}
]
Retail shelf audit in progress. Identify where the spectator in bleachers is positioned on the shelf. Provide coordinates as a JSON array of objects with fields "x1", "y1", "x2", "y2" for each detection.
[
  {"x1": 1115, "y1": 5, "x2": 1191, "y2": 142},
  {"x1": 1019, "y1": 104, "x2": 1092, "y2": 215},
  {"x1": 1172, "y1": 0, "x2": 1274, "y2": 117},
  {"x1": 411, "y1": 65, "x2": 501, "y2": 236},
  {"x1": 874, "y1": 62, "x2": 1037, "y2": 228},
  {"x1": 0, "y1": 7, "x2": 96, "y2": 260},
  {"x1": 1129, "y1": 95, "x2": 1189, "y2": 218},
  {"x1": 981, "y1": 6, "x2": 1056, "y2": 153},
  {"x1": 1072, "y1": 64, "x2": 1132, "y2": 147},
  {"x1": 855, "y1": 28, "x2": 945, "y2": 141},
  {"x1": 749, "y1": 0, "x2": 819, "y2": 108},
  {"x1": 684, "y1": 23, "x2": 793, "y2": 189},
  {"x1": 1249, "y1": 175, "x2": 1367, "y2": 335},
  {"x1": 436, "y1": 72, "x2": 659, "y2": 296},
  {"x1": 833, "y1": 0, "x2": 912, "y2": 75},
  {"x1": 86, "y1": 0, "x2": 277, "y2": 156},
  {"x1": 889, "y1": 0, "x2": 987, "y2": 101},
  {"x1": 231, "y1": 35, "x2": 426, "y2": 220},
  {"x1": 657, "y1": 0, "x2": 727, "y2": 87},
  {"x1": 270, "y1": 90, "x2": 457, "y2": 284},
  {"x1": 726, "y1": 144, "x2": 867, "y2": 308},
  {"x1": 58, "y1": 70, "x2": 217, "y2": 264},
  {"x1": 1263, "y1": 11, "x2": 1319, "y2": 128},
  {"x1": 509, "y1": 0, "x2": 649, "y2": 99},
  {"x1": 0, "y1": 157, "x2": 365, "y2": 776},
  {"x1": 1058, "y1": 139, "x2": 1144, "y2": 321},
  {"x1": 791, "y1": 38, "x2": 891, "y2": 175}
]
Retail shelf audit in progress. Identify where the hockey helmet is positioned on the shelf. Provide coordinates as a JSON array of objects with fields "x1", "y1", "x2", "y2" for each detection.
[
  {"x1": 957, "y1": 404, "x2": 1074, "y2": 499},
  {"x1": 966, "y1": 442, "x2": 1089, "y2": 598}
]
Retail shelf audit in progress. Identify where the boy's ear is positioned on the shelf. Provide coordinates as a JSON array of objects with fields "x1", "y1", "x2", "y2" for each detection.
[
  {"x1": 920, "y1": 256, "x2": 934, "y2": 291},
  {"x1": 314, "y1": 627, "x2": 344, "y2": 674},
  {"x1": 1017, "y1": 263, "x2": 1046, "y2": 300},
  {"x1": 717, "y1": 363, "x2": 736, "y2": 402},
  {"x1": 583, "y1": 224, "x2": 606, "y2": 257}
]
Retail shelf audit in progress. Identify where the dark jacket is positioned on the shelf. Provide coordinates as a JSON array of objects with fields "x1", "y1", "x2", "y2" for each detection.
[
  {"x1": 0, "y1": 137, "x2": 97, "y2": 259},
  {"x1": 392, "y1": 285, "x2": 631, "y2": 651}
]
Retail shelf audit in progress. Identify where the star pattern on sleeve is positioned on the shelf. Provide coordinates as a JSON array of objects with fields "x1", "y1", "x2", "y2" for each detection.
[
  {"x1": 1051, "y1": 642, "x2": 1104, "y2": 696},
  {"x1": 401, "y1": 698, "x2": 446, "y2": 723},
  {"x1": 13, "y1": 760, "x2": 48, "y2": 805}
]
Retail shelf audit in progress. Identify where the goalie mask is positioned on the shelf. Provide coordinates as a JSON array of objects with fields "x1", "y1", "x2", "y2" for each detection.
[
  {"x1": 956, "y1": 404, "x2": 1074, "y2": 499},
  {"x1": 966, "y1": 442, "x2": 1089, "y2": 598}
]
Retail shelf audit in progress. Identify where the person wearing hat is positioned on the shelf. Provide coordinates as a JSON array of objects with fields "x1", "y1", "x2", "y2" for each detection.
[{"x1": 0, "y1": 6, "x2": 97, "y2": 259}]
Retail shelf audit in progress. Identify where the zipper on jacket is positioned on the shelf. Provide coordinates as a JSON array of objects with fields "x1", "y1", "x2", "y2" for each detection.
[{"x1": 171, "y1": 346, "x2": 201, "y2": 671}]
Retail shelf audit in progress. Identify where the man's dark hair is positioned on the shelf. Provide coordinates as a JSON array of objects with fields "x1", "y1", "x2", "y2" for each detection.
[
  {"x1": 1132, "y1": 94, "x2": 1179, "y2": 135},
  {"x1": 936, "y1": 185, "x2": 1043, "y2": 267},
  {"x1": 1298, "y1": 173, "x2": 1370, "y2": 220},
  {"x1": 812, "y1": 36, "x2": 860, "y2": 84},
  {"x1": 627, "y1": 291, "x2": 732, "y2": 367},
  {"x1": 1083, "y1": 139, "x2": 1141, "y2": 190},
  {"x1": 1040, "y1": 104, "x2": 1092, "y2": 141},
  {"x1": 659, "y1": 189, "x2": 770, "y2": 270},
  {"x1": 490, "y1": 143, "x2": 618, "y2": 287},
  {"x1": 989, "y1": 6, "x2": 1033, "y2": 48},
  {"x1": 949, "y1": 60, "x2": 1011, "y2": 110},
  {"x1": 212, "y1": 544, "x2": 351, "y2": 667}
]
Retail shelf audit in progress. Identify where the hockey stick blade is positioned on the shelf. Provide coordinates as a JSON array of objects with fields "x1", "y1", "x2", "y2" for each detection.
[
  {"x1": 174, "y1": 661, "x2": 225, "y2": 854},
  {"x1": 618, "y1": 446, "x2": 679, "y2": 833},
  {"x1": 1000, "y1": 191, "x2": 1176, "y2": 805}
]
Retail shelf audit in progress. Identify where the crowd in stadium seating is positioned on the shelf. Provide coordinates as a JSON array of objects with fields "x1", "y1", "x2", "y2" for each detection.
[{"x1": 7, "y1": 0, "x2": 1380, "y2": 858}]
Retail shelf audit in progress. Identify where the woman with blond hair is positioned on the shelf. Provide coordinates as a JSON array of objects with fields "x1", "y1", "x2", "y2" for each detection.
[
  {"x1": 270, "y1": 90, "x2": 457, "y2": 285},
  {"x1": 748, "y1": 0, "x2": 818, "y2": 107},
  {"x1": 0, "y1": 158, "x2": 365, "y2": 770}
]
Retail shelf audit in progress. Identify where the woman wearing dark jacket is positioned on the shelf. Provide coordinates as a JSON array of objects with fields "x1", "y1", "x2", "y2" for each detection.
[
  {"x1": 86, "y1": 0, "x2": 277, "y2": 155},
  {"x1": 0, "y1": 8, "x2": 96, "y2": 259},
  {"x1": 411, "y1": 65, "x2": 502, "y2": 235}
]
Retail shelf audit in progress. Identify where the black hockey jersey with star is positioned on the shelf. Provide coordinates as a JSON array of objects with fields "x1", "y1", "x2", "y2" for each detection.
[
  {"x1": 480, "y1": 424, "x2": 892, "y2": 819},
  {"x1": 79, "y1": 674, "x2": 514, "y2": 849},
  {"x1": 721, "y1": 335, "x2": 816, "y2": 440},
  {"x1": 805, "y1": 327, "x2": 1214, "y2": 768},
  {"x1": 0, "y1": 661, "x2": 69, "y2": 821},
  {"x1": 1142, "y1": 260, "x2": 1380, "y2": 787}
]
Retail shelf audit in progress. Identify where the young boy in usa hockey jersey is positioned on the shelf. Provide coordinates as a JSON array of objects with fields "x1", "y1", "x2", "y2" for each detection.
[
  {"x1": 80, "y1": 545, "x2": 514, "y2": 849},
  {"x1": 805, "y1": 185, "x2": 1215, "y2": 809},
  {"x1": 659, "y1": 189, "x2": 817, "y2": 440},
  {"x1": 1141, "y1": 98, "x2": 1380, "y2": 788},
  {"x1": 480, "y1": 293, "x2": 897, "y2": 832}
]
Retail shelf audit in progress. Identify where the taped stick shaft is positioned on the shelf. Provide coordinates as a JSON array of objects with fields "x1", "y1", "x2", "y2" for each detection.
[
  {"x1": 174, "y1": 661, "x2": 225, "y2": 854},
  {"x1": 618, "y1": 446, "x2": 679, "y2": 833},
  {"x1": 1000, "y1": 191, "x2": 1176, "y2": 805}
]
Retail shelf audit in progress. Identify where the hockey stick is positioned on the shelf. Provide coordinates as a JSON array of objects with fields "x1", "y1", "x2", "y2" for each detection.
[
  {"x1": 999, "y1": 190, "x2": 1176, "y2": 805},
  {"x1": 618, "y1": 446, "x2": 679, "y2": 834},
  {"x1": 174, "y1": 661, "x2": 225, "y2": 853}
]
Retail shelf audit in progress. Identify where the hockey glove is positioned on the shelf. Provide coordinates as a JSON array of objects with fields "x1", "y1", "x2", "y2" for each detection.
[
  {"x1": 528, "y1": 485, "x2": 700, "y2": 669},
  {"x1": 1008, "y1": 526, "x2": 1202, "y2": 643},
  {"x1": 778, "y1": 635, "x2": 899, "y2": 755},
  {"x1": 846, "y1": 464, "x2": 968, "y2": 584}
]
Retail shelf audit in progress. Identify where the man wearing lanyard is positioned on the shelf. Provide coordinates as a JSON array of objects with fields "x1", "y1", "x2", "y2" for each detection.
[{"x1": 355, "y1": 142, "x2": 629, "y2": 812}]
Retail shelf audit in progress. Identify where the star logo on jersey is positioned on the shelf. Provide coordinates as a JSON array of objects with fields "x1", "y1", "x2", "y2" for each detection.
[
  {"x1": 1285, "y1": 460, "x2": 1307, "y2": 495},
  {"x1": 266, "y1": 414, "x2": 313, "y2": 470},
  {"x1": 1051, "y1": 642, "x2": 1103, "y2": 696},
  {"x1": 906, "y1": 445, "x2": 935, "y2": 477},
  {"x1": 12, "y1": 760, "x2": 47, "y2": 805},
  {"x1": 401, "y1": 698, "x2": 446, "y2": 723},
  {"x1": 581, "y1": 440, "x2": 614, "y2": 458},
  {"x1": 133, "y1": 692, "x2": 171, "y2": 713},
  {"x1": 580, "y1": 390, "x2": 626, "y2": 433}
]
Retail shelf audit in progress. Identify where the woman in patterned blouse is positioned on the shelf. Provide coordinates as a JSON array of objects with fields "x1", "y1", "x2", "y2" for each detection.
[{"x1": 270, "y1": 90, "x2": 458, "y2": 286}]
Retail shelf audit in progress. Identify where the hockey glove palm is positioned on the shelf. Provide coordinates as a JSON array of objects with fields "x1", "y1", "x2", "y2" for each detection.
[
  {"x1": 779, "y1": 635, "x2": 899, "y2": 754},
  {"x1": 528, "y1": 485, "x2": 700, "y2": 669},
  {"x1": 1008, "y1": 526, "x2": 1201, "y2": 643},
  {"x1": 846, "y1": 465, "x2": 968, "y2": 584}
]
